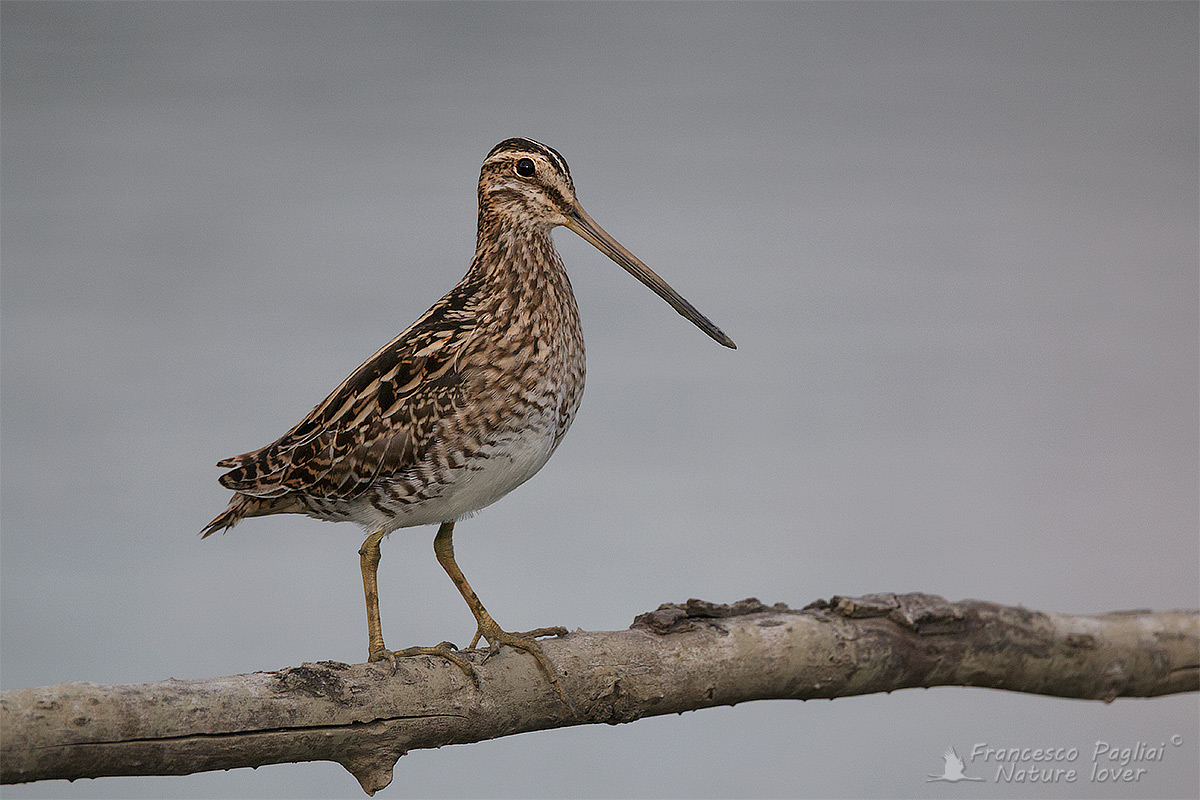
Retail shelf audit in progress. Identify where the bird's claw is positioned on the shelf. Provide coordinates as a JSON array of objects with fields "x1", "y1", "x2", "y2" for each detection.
[
  {"x1": 369, "y1": 642, "x2": 479, "y2": 686},
  {"x1": 470, "y1": 625, "x2": 568, "y2": 650},
  {"x1": 470, "y1": 623, "x2": 575, "y2": 712}
]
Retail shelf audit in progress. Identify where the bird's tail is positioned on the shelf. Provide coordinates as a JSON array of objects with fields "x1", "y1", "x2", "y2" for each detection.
[
  {"x1": 200, "y1": 497, "x2": 244, "y2": 538},
  {"x1": 200, "y1": 494, "x2": 283, "y2": 538}
]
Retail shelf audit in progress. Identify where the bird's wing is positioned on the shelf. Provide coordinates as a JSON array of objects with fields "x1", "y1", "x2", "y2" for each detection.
[
  {"x1": 217, "y1": 295, "x2": 474, "y2": 502},
  {"x1": 947, "y1": 748, "x2": 965, "y2": 772}
]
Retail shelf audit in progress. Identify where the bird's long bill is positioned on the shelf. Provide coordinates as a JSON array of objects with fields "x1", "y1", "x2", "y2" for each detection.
[{"x1": 564, "y1": 204, "x2": 737, "y2": 349}]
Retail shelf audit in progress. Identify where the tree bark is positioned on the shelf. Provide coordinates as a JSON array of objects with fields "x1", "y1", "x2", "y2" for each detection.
[{"x1": 3, "y1": 593, "x2": 1197, "y2": 795}]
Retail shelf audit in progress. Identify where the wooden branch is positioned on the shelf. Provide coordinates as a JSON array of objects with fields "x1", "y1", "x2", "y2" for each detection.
[{"x1": 3, "y1": 593, "x2": 1197, "y2": 795}]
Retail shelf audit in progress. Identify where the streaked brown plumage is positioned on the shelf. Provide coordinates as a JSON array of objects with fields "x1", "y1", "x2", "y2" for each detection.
[{"x1": 202, "y1": 138, "x2": 734, "y2": 705}]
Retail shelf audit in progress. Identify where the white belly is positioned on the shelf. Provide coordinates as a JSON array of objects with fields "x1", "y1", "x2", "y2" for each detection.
[
  {"x1": 345, "y1": 417, "x2": 564, "y2": 534},
  {"x1": 427, "y1": 428, "x2": 559, "y2": 521}
]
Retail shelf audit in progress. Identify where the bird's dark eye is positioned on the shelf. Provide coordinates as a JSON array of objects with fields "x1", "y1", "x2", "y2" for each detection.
[{"x1": 515, "y1": 158, "x2": 535, "y2": 178}]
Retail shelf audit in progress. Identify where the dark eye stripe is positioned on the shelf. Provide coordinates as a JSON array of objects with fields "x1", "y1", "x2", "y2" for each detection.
[{"x1": 486, "y1": 138, "x2": 572, "y2": 183}]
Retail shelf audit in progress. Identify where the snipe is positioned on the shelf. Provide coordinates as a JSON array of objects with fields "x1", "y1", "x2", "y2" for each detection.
[{"x1": 202, "y1": 138, "x2": 735, "y2": 706}]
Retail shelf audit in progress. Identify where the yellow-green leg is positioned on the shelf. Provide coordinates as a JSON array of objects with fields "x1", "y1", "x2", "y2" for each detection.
[
  {"x1": 432, "y1": 521, "x2": 573, "y2": 708},
  {"x1": 358, "y1": 529, "x2": 475, "y2": 682}
]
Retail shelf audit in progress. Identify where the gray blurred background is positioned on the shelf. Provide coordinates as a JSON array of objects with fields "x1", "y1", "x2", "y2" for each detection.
[{"x1": 2, "y1": 2, "x2": 1196, "y2": 798}]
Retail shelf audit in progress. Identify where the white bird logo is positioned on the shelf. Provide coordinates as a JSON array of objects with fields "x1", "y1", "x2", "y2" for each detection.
[{"x1": 927, "y1": 747, "x2": 985, "y2": 782}]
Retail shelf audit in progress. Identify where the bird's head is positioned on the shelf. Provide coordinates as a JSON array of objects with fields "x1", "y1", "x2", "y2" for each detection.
[
  {"x1": 479, "y1": 137, "x2": 578, "y2": 230},
  {"x1": 478, "y1": 137, "x2": 736, "y2": 349}
]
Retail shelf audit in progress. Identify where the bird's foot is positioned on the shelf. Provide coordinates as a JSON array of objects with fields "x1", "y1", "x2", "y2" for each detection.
[
  {"x1": 469, "y1": 625, "x2": 568, "y2": 649},
  {"x1": 471, "y1": 622, "x2": 574, "y2": 711},
  {"x1": 369, "y1": 641, "x2": 479, "y2": 686}
]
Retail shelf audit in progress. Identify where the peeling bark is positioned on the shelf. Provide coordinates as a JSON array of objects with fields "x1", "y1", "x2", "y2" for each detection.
[{"x1": 2, "y1": 594, "x2": 1197, "y2": 795}]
